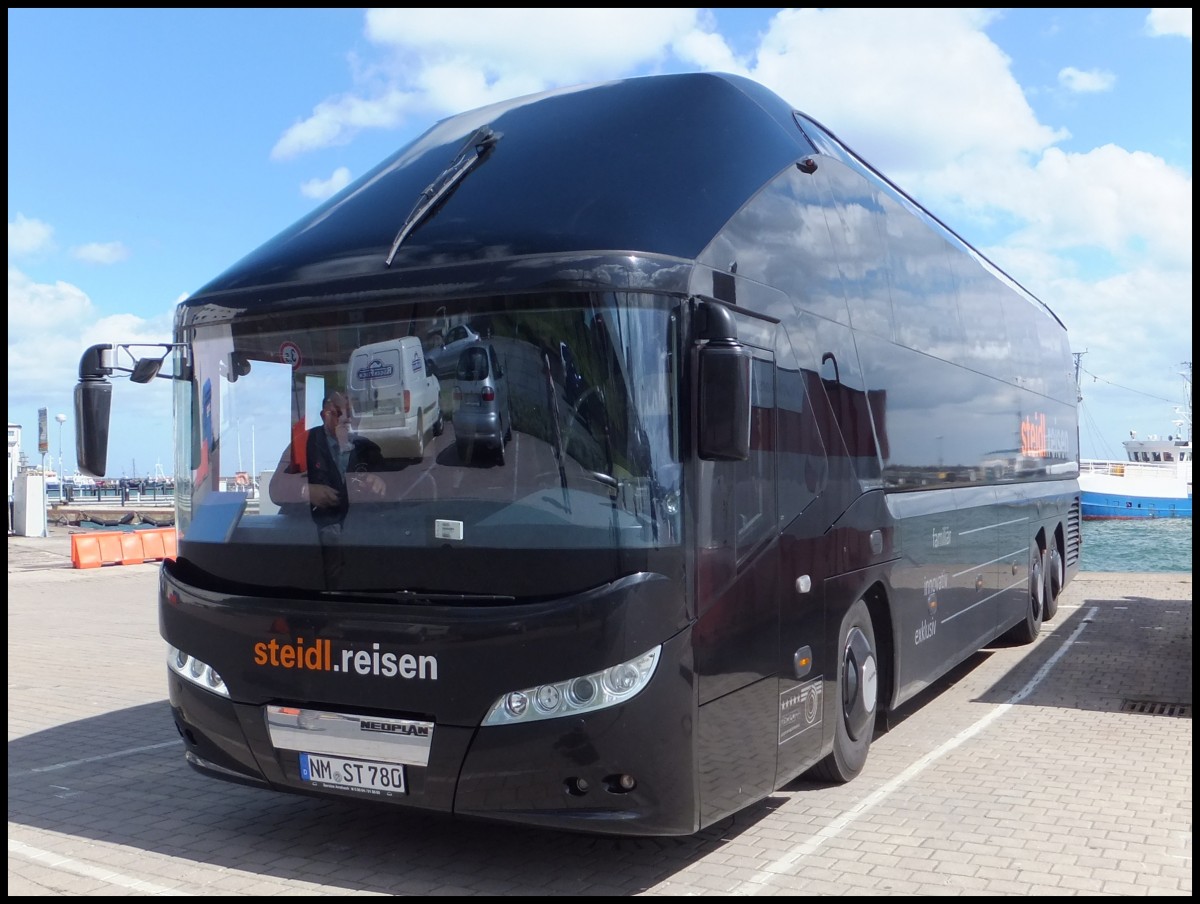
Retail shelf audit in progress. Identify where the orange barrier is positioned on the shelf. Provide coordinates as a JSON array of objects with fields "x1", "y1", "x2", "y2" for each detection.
[
  {"x1": 140, "y1": 529, "x2": 168, "y2": 561},
  {"x1": 120, "y1": 531, "x2": 146, "y2": 565},
  {"x1": 70, "y1": 533, "x2": 104, "y2": 569},
  {"x1": 97, "y1": 532, "x2": 125, "y2": 567},
  {"x1": 70, "y1": 527, "x2": 178, "y2": 569}
]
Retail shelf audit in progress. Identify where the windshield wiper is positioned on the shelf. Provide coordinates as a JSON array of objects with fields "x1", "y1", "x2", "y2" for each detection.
[
  {"x1": 385, "y1": 125, "x2": 502, "y2": 266},
  {"x1": 543, "y1": 349, "x2": 571, "y2": 513}
]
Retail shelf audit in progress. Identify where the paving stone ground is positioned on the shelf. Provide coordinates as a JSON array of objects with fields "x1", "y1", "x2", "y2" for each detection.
[{"x1": 8, "y1": 528, "x2": 1191, "y2": 895}]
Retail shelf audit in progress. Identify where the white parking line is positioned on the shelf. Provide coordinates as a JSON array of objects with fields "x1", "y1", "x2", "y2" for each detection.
[
  {"x1": 735, "y1": 607, "x2": 1099, "y2": 895},
  {"x1": 8, "y1": 839, "x2": 194, "y2": 895},
  {"x1": 23, "y1": 740, "x2": 180, "y2": 775}
]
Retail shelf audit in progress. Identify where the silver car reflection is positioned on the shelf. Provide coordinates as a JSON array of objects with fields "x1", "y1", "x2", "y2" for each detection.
[
  {"x1": 452, "y1": 342, "x2": 512, "y2": 464},
  {"x1": 427, "y1": 323, "x2": 482, "y2": 380}
]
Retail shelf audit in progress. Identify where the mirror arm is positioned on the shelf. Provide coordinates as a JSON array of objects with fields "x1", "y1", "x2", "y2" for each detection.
[{"x1": 83, "y1": 342, "x2": 189, "y2": 382}]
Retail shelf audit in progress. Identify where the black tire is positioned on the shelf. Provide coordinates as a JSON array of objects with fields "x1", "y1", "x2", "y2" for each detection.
[
  {"x1": 411, "y1": 413, "x2": 425, "y2": 460},
  {"x1": 432, "y1": 409, "x2": 444, "y2": 437},
  {"x1": 809, "y1": 598, "x2": 878, "y2": 783},
  {"x1": 1044, "y1": 544, "x2": 1063, "y2": 621},
  {"x1": 1006, "y1": 544, "x2": 1046, "y2": 644}
]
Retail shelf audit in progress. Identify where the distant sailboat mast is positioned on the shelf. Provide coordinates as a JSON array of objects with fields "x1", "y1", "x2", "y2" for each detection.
[{"x1": 1176, "y1": 361, "x2": 1192, "y2": 443}]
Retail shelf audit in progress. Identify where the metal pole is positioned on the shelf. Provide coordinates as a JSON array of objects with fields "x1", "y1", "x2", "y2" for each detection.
[
  {"x1": 55, "y1": 413, "x2": 66, "y2": 491},
  {"x1": 40, "y1": 451, "x2": 48, "y2": 538}
]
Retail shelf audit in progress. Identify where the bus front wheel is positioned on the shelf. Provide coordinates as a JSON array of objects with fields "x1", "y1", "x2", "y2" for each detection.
[{"x1": 811, "y1": 598, "x2": 878, "y2": 784}]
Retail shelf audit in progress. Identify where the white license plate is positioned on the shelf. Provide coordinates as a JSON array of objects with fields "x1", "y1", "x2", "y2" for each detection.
[{"x1": 300, "y1": 752, "x2": 407, "y2": 794}]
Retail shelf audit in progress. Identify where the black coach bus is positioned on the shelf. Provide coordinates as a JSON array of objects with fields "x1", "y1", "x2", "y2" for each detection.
[{"x1": 75, "y1": 72, "x2": 1080, "y2": 836}]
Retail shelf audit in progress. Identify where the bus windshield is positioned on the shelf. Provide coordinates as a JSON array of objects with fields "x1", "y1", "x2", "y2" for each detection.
[{"x1": 174, "y1": 291, "x2": 684, "y2": 595}]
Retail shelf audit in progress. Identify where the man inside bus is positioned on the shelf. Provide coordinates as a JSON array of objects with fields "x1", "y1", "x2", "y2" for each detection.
[
  {"x1": 304, "y1": 391, "x2": 386, "y2": 507},
  {"x1": 269, "y1": 390, "x2": 386, "y2": 586}
]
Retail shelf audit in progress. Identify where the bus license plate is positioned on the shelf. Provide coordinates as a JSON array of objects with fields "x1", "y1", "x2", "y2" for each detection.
[{"x1": 300, "y1": 753, "x2": 407, "y2": 794}]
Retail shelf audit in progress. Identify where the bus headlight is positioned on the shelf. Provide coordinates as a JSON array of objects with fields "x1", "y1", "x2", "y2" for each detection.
[
  {"x1": 482, "y1": 646, "x2": 660, "y2": 726},
  {"x1": 167, "y1": 644, "x2": 229, "y2": 698}
]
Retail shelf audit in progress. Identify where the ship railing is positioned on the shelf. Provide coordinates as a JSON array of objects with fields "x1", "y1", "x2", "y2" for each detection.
[{"x1": 1079, "y1": 459, "x2": 1191, "y2": 480}]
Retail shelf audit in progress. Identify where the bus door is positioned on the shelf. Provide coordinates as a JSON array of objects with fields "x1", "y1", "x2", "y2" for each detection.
[
  {"x1": 693, "y1": 349, "x2": 782, "y2": 826},
  {"x1": 772, "y1": 373, "x2": 838, "y2": 788}
]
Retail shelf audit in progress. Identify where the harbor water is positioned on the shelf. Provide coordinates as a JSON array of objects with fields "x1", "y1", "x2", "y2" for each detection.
[{"x1": 1080, "y1": 517, "x2": 1192, "y2": 573}]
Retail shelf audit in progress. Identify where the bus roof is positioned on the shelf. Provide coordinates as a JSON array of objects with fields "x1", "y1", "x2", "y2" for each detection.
[{"x1": 188, "y1": 72, "x2": 812, "y2": 301}]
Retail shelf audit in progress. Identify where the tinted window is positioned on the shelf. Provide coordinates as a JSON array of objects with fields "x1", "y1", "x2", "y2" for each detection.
[{"x1": 457, "y1": 347, "x2": 490, "y2": 381}]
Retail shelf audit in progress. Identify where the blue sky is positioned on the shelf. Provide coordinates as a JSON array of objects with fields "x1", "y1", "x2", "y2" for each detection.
[{"x1": 8, "y1": 8, "x2": 1192, "y2": 476}]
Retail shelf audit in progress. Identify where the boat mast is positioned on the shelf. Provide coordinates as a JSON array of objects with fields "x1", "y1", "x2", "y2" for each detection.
[{"x1": 1175, "y1": 361, "x2": 1192, "y2": 443}]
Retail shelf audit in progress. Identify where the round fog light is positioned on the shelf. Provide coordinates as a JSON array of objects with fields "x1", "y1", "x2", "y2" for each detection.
[{"x1": 534, "y1": 684, "x2": 562, "y2": 713}]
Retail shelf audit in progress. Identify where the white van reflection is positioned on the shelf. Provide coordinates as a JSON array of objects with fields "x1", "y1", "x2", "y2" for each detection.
[{"x1": 347, "y1": 336, "x2": 444, "y2": 460}]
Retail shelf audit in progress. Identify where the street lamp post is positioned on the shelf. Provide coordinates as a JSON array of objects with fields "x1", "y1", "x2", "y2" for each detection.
[{"x1": 55, "y1": 413, "x2": 66, "y2": 497}]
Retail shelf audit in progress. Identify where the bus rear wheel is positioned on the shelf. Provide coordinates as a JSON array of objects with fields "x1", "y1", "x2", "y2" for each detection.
[
  {"x1": 1006, "y1": 543, "x2": 1045, "y2": 644},
  {"x1": 1044, "y1": 544, "x2": 1063, "y2": 621},
  {"x1": 810, "y1": 598, "x2": 878, "y2": 783}
]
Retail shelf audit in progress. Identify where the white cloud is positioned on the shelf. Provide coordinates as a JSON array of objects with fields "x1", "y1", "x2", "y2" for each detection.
[
  {"x1": 7, "y1": 266, "x2": 93, "y2": 336},
  {"x1": 7, "y1": 266, "x2": 174, "y2": 461},
  {"x1": 672, "y1": 27, "x2": 745, "y2": 74},
  {"x1": 8, "y1": 266, "x2": 102, "y2": 422},
  {"x1": 272, "y1": 9, "x2": 712, "y2": 158},
  {"x1": 72, "y1": 241, "x2": 130, "y2": 265},
  {"x1": 748, "y1": 8, "x2": 1066, "y2": 180},
  {"x1": 1146, "y1": 8, "x2": 1192, "y2": 40},
  {"x1": 8, "y1": 214, "x2": 55, "y2": 257},
  {"x1": 301, "y1": 166, "x2": 354, "y2": 200},
  {"x1": 717, "y1": 11, "x2": 1190, "y2": 284},
  {"x1": 941, "y1": 144, "x2": 1192, "y2": 281},
  {"x1": 1021, "y1": 146, "x2": 1191, "y2": 267},
  {"x1": 272, "y1": 88, "x2": 417, "y2": 160},
  {"x1": 364, "y1": 8, "x2": 701, "y2": 80},
  {"x1": 1058, "y1": 67, "x2": 1116, "y2": 93}
]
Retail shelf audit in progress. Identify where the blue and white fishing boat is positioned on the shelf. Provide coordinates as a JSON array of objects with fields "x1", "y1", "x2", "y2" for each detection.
[{"x1": 1079, "y1": 366, "x2": 1191, "y2": 520}]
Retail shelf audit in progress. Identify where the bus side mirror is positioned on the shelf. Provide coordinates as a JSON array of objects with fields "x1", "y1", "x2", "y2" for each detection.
[
  {"x1": 695, "y1": 303, "x2": 751, "y2": 462},
  {"x1": 131, "y1": 357, "x2": 163, "y2": 383},
  {"x1": 75, "y1": 344, "x2": 115, "y2": 477}
]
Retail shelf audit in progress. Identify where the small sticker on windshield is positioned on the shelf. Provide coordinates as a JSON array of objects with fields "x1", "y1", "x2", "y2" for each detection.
[{"x1": 434, "y1": 519, "x2": 463, "y2": 541}]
